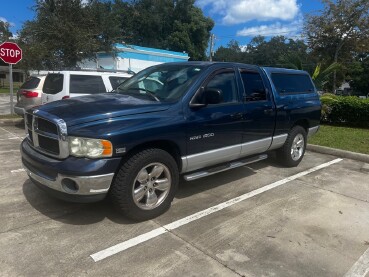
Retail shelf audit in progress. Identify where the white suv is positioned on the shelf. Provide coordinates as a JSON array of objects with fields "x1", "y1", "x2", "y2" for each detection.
[{"x1": 41, "y1": 70, "x2": 133, "y2": 104}]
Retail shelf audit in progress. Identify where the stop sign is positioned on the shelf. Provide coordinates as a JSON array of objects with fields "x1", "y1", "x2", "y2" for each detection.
[{"x1": 0, "y1": 42, "x2": 22, "y2": 64}]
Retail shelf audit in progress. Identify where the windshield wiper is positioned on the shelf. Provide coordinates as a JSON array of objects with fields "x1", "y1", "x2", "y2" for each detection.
[{"x1": 124, "y1": 87, "x2": 160, "y2": 102}]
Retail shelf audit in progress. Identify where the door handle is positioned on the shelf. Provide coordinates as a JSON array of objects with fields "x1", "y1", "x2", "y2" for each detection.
[
  {"x1": 264, "y1": 108, "x2": 274, "y2": 114},
  {"x1": 230, "y1": 112, "x2": 243, "y2": 119}
]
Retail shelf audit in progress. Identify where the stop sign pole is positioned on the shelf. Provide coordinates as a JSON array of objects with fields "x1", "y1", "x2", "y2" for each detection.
[{"x1": 0, "y1": 42, "x2": 23, "y2": 115}]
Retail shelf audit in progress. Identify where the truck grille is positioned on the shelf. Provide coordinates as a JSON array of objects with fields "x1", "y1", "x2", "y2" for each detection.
[
  {"x1": 38, "y1": 118, "x2": 58, "y2": 134},
  {"x1": 25, "y1": 111, "x2": 68, "y2": 159},
  {"x1": 38, "y1": 135, "x2": 60, "y2": 155}
]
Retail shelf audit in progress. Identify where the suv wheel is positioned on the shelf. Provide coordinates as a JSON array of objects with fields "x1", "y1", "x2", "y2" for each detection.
[
  {"x1": 277, "y1": 126, "x2": 307, "y2": 167},
  {"x1": 110, "y1": 148, "x2": 179, "y2": 221}
]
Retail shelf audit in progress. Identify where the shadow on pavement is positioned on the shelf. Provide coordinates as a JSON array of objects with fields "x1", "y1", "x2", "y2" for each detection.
[
  {"x1": 22, "y1": 179, "x2": 134, "y2": 226},
  {"x1": 14, "y1": 120, "x2": 25, "y2": 130},
  {"x1": 22, "y1": 155, "x2": 279, "y2": 225},
  {"x1": 176, "y1": 162, "x2": 259, "y2": 199}
]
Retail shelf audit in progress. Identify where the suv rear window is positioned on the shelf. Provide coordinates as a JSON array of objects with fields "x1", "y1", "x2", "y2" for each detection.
[
  {"x1": 70, "y1": 75, "x2": 106, "y2": 94},
  {"x1": 20, "y1": 77, "x2": 41, "y2": 89},
  {"x1": 43, "y1": 74, "x2": 64, "y2": 95},
  {"x1": 109, "y1": 76, "x2": 128, "y2": 90},
  {"x1": 271, "y1": 73, "x2": 314, "y2": 94}
]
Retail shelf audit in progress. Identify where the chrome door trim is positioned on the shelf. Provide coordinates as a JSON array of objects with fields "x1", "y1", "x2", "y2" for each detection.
[
  {"x1": 269, "y1": 134, "x2": 288, "y2": 150},
  {"x1": 181, "y1": 143, "x2": 241, "y2": 173},
  {"x1": 240, "y1": 137, "x2": 272, "y2": 157},
  {"x1": 308, "y1": 126, "x2": 319, "y2": 137},
  {"x1": 181, "y1": 134, "x2": 291, "y2": 173}
]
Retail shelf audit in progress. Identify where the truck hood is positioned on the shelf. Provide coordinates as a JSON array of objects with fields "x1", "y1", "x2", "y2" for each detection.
[{"x1": 37, "y1": 93, "x2": 171, "y2": 126}]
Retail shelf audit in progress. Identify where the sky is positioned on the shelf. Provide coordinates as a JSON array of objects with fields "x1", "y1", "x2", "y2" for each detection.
[{"x1": 0, "y1": 0, "x2": 324, "y2": 50}]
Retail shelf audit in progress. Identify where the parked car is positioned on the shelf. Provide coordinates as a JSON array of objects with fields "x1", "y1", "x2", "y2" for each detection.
[
  {"x1": 41, "y1": 69, "x2": 133, "y2": 105},
  {"x1": 14, "y1": 75, "x2": 46, "y2": 116},
  {"x1": 21, "y1": 62, "x2": 321, "y2": 221}
]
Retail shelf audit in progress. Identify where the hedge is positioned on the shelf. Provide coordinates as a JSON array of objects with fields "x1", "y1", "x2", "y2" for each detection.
[{"x1": 320, "y1": 94, "x2": 369, "y2": 127}]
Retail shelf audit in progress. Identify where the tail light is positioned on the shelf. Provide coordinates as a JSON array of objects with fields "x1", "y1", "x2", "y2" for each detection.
[
  {"x1": 22, "y1": 91, "x2": 39, "y2": 98},
  {"x1": 62, "y1": 96, "x2": 70, "y2": 100}
]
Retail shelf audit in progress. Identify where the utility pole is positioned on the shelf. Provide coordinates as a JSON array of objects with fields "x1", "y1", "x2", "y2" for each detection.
[{"x1": 209, "y1": 33, "x2": 215, "y2": 62}]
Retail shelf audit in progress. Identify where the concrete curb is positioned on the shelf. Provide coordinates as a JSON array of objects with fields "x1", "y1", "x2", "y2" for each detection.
[
  {"x1": 0, "y1": 118, "x2": 23, "y2": 126},
  {"x1": 307, "y1": 144, "x2": 369, "y2": 163}
]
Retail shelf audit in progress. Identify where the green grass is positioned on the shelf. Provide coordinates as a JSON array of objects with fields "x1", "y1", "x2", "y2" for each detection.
[
  {"x1": 0, "y1": 82, "x2": 22, "y2": 93},
  {"x1": 0, "y1": 114, "x2": 22, "y2": 119},
  {"x1": 309, "y1": 125, "x2": 369, "y2": 155}
]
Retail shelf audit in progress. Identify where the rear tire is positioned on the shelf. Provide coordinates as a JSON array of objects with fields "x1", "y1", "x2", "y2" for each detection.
[
  {"x1": 110, "y1": 148, "x2": 179, "y2": 221},
  {"x1": 277, "y1": 126, "x2": 307, "y2": 167}
]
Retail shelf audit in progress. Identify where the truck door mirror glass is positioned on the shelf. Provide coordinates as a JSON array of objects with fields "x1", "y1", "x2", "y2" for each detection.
[
  {"x1": 204, "y1": 88, "x2": 223, "y2": 104},
  {"x1": 189, "y1": 88, "x2": 223, "y2": 108}
]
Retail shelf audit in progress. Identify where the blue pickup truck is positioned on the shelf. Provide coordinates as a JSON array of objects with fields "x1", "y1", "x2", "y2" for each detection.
[{"x1": 21, "y1": 62, "x2": 321, "y2": 220}]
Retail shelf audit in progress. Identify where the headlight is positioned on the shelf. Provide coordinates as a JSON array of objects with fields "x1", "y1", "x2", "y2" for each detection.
[{"x1": 69, "y1": 137, "x2": 113, "y2": 158}]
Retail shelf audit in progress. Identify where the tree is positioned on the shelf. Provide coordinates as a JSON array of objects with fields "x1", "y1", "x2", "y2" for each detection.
[
  {"x1": 0, "y1": 20, "x2": 12, "y2": 42},
  {"x1": 18, "y1": 0, "x2": 121, "y2": 70},
  {"x1": 311, "y1": 62, "x2": 342, "y2": 90},
  {"x1": 213, "y1": 40, "x2": 242, "y2": 62},
  {"x1": 167, "y1": 0, "x2": 214, "y2": 60},
  {"x1": 213, "y1": 36, "x2": 313, "y2": 72},
  {"x1": 305, "y1": 0, "x2": 369, "y2": 92},
  {"x1": 117, "y1": 0, "x2": 214, "y2": 60},
  {"x1": 346, "y1": 54, "x2": 369, "y2": 95}
]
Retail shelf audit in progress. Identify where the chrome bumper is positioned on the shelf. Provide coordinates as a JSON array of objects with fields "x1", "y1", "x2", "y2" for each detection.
[{"x1": 23, "y1": 162, "x2": 114, "y2": 196}]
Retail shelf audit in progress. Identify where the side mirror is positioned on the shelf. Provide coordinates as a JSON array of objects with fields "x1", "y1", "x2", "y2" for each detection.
[
  {"x1": 204, "y1": 88, "x2": 223, "y2": 104},
  {"x1": 189, "y1": 88, "x2": 223, "y2": 109}
]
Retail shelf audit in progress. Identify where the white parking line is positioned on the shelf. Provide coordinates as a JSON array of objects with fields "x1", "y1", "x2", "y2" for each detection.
[
  {"x1": 90, "y1": 158, "x2": 343, "y2": 262},
  {"x1": 11, "y1": 168, "x2": 25, "y2": 173},
  {"x1": 0, "y1": 150, "x2": 19, "y2": 154},
  {"x1": 0, "y1": 137, "x2": 22, "y2": 141},
  {"x1": 0, "y1": 127, "x2": 24, "y2": 141},
  {"x1": 344, "y1": 247, "x2": 369, "y2": 277}
]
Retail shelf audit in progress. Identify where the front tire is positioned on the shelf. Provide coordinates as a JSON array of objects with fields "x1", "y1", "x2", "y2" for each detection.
[
  {"x1": 277, "y1": 126, "x2": 307, "y2": 167},
  {"x1": 110, "y1": 148, "x2": 179, "y2": 221}
]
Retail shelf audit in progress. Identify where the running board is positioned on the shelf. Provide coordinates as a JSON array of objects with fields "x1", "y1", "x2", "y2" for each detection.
[{"x1": 183, "y1": 154, "x2": 268, "y2": 181}]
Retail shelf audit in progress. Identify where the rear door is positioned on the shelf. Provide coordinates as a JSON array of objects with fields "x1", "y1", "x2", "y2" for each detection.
[
  {"x1": 184, "y1": 68, "x2": 244, "y2": 172},
  {"x1": 238, "y1": 68, "x2": 275, "y2": 156}
]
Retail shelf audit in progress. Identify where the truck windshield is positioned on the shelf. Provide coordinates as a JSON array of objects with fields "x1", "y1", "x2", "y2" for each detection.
[{"x1": 115, "y1": 64, "x2": 204, "y2": 102}]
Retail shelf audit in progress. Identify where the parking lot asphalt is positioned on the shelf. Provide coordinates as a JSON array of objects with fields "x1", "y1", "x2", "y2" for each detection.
[{"x1": 0, "y1": 123, "x2": 369, "y2": 277}]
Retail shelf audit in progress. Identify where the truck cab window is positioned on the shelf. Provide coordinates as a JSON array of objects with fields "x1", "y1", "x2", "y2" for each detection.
[
  {"x1": 271, "y1": 73, "x2": 315, "y2": 94},
  {"x1": 205, "y1": 71, "x2": 238, "y2": 104},
  {"x1": 241, "y1": 71, "x2": 266, "y2": 101}
]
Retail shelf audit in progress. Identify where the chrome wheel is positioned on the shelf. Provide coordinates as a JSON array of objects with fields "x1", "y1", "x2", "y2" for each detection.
[
  {"x1": 132, "y1": 163, "x2": 171, "y2": 210},
  {"x1": 291, "y1": 134, "x2": 304, "y2": 161}
]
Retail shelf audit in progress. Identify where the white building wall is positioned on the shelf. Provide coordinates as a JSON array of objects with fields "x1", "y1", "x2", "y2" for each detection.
[{"x1": 116, "y1": 58, "x2": 161, "y2": 72}]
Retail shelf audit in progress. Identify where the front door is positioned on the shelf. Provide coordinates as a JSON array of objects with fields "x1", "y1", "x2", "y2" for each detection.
[{"x1": 184, "y1": 68, "x2": 245, "y2": 172}]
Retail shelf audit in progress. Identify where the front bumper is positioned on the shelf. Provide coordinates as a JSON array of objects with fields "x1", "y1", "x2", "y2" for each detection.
[{"x1": 21, "y1": 139, "x2": 121, "y2": 203}]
